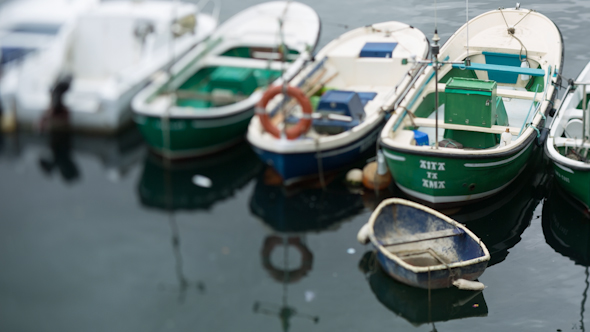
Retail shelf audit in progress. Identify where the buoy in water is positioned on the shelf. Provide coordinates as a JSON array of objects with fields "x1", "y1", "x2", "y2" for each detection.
[
  {"x1": 362, "y1": 162, "x2": 391, "y2": 190},
  {"x1": 346, "y1": 168, "x2": 363, "y2": 186}
]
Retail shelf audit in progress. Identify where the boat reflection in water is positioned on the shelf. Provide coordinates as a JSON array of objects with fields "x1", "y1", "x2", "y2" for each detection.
[
  {"x1": 543, "y1": 182, "x2": 590, "y2": 331},
  {"x1": 391, "y1": 149, "x2": 550, "y2": 267},
  {"x1": 137, "y1": 142, "x2": 262, "y2": 302},
  {"x1": 251, "y1": 167, "x2": 393, "y2": 331},
  {"x1": 0, "y1": 127, "x2": 145, "y2": 183},
  {"x1": 358, "y1": 251, "x2": 488, "y2": 326},
  {"x1": 138, "y1": 141, "x2": 263, "y2": 211}
]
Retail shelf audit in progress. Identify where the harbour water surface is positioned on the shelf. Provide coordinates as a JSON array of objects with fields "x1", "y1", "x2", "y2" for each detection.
[{"x1": 2, "y1": 0, "x2": 590, "y2": 331}]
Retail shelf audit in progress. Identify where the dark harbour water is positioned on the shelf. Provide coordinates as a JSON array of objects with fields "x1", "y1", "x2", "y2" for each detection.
[{"x1": 2, "y1": 0, "x2": 590, "y2": 331}]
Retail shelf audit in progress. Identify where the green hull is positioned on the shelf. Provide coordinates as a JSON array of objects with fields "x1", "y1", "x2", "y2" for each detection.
[
  {"x1": 382, "y1": 142, "x2": 535, "y2": 205},
  {"x1": 551, "y1": 161, "x2": 590, "y2": 209},
  {"x1": 134, "y1": 108, "x2": 254, "y2": 158}
]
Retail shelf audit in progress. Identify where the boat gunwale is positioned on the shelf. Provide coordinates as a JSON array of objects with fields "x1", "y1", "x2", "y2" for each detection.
[{"x1": 367, "y1": 198, "x2": 490, "y2": 273}]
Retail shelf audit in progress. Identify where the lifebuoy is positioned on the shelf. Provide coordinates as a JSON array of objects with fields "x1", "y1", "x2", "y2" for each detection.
[
  {"x1": 261, "y1": 235, "x2": 313, "y2": 283},
  {"x1": 256, "y1": 85, "x2": 313, "y2": 140}
]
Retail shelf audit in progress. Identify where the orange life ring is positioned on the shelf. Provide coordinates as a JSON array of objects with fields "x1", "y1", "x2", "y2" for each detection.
[
  {"x1": 261, "y1": 235, "x2": 313, "y2": 283},
  {"x1": 256, "y1": 85, "x2": 313, "y2": 140}
]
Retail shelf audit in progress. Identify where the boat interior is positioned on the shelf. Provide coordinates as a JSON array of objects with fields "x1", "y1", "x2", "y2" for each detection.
[
  {"x1": 551, "y1": 86, "x2": 590, "y2": 162},
  {"x1": 372, "y1": 204, "x2": 486, "y2": 268},
  {"x1": 266, "y1": 36, "x2": 423, "y2": 137},
  {"x1": 172, "y1": 46, "x2": 299, "y2": 108},
  {"x1": 391, "y1": 51, "x2": 550, "y2": 150}
]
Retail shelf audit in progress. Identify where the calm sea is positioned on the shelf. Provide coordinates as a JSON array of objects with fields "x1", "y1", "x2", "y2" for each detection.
[{"x1": 1, "y1": 0, "x2": 590, "y2": 331}]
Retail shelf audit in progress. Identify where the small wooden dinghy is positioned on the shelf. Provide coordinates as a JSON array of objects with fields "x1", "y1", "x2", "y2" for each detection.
[
  {"x1": 358, "y1": 198, "x2": 490, "y2": 289},
  {"x1": 545, "y1": 61, "x2": 590, "y2": 209}
]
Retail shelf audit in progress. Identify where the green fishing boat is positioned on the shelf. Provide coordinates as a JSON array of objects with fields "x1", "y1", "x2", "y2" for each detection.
[
  {"x1": 131, "y1": 1, "x2": 320, "y2": 158},
  {"x1": 546, "y1": 61, "x2": 590, "y2": 209},
  {"x1": 379, "y1": 6, "x2": 562, "y2": 205}
]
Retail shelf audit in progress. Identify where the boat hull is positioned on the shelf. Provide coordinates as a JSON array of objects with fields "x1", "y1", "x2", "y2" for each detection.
[
  {"x1": 375, "y1": 249, "x2": 488, "y2": 289},
  {"x1": 549, "y1": 159, "x2": 590, "y2": 209},
  {"x1": 381, "y1": 140, "x2": 535, "y2": 205},
  {"x1": 134, "y1": 107, "x2": 254, "y2": 158},
  {"x1": 251, "y1": 123, "x2": 380, "y2": 184}
]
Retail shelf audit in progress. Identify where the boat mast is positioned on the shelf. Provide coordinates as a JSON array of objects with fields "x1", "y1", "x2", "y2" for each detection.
[{"x1": 433, "y1": 31, "x2": 440, "y2": 149}]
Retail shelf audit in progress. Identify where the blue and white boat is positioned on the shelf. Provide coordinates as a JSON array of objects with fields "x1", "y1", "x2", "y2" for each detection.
[
  {"x1": 357, "y1": 198, "x2": 490, "y2": 289},
  {"x1": 247, "y1": 21, "x2": 429, "y2": 185}
]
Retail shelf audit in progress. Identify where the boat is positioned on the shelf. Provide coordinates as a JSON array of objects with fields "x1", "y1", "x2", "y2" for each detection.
[
  {"x1": 357, "y1": 198, "x2": 490, "y2": 289},
  {"x1": 0, "y1": 0, "x2": 96, "y2": 68},
  {"x1": 358, "y1": 251, "x2": 488, "y2": 326},
  {"x1": 380, "y1": 5, "x2": 563, "y2": 205},
  {"x1": 545, "y1": 61, "x2": 590, "y2": 210},
  {"x1": 247, "y1": 21, "x2": 429, "y2": 185},
  {"x1": 132, "y1": 1, "x2": 320, "y2": 159},
  {"x1": 0, "y1": 0, "x2": 98, "y2": 127},
  {"x1": 2, "y1": 0, "x2": 219, "y2": 133}
]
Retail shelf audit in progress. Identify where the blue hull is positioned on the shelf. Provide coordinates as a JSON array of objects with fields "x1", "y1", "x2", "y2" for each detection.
[
  {"x1": 376, "y1": 249, "x2": 488, "y2": 289},
  {"x1": 252, "y1": 123, "x2": 382, "y2": 183}
]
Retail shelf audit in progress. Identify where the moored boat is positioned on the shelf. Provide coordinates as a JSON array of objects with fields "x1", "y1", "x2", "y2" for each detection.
[
  {"x1": 545, "y1": 61, "x2": 590, "y2": 209},
  {"x1": 132, "y1": 1, "x2": 320, "y2": 158},
  {"x1": 247, "y1": 21, "x2": 429, "y2": 184},
  {"x1": 357, "y1": 198, "x2": 490, "y2": 289},
  {"x1": 3, "y1": 0, "x2": 219, "y2": 133},
  {"x1": 380, "y1": 6, "x2": 563, "y2": 205}
]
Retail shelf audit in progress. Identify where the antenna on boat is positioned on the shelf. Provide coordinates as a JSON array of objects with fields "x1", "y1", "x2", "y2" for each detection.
[
  {"x1": 465, "y1": 0, "x2": 471, "y2": 66},
  {"x1": 432, "y1": 30, "x2": 441, "y2": 149}
]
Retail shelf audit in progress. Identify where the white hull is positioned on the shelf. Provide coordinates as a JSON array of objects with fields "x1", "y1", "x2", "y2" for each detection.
[{"x1": 2, "y1": 0, "x2": 218, "y2": 133}]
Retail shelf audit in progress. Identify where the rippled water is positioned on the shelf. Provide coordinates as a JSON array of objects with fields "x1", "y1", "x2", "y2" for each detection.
[{"x1": 2, "y1": 0, "x2": 590, "y2": 331}]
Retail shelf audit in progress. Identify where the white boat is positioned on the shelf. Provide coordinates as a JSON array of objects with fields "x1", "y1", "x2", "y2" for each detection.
[
  {"x1": 545, "y1": 61, "x2": 590, "y2": 209},
  {"x1": 2, "y1": 0, "x2": 219, "y2": 134},
  {"x1": 247, "y1": 21, "x2": 429, "y2": 184},
  {"x1": 0, "y1": 0, "x2": 97, "y2": 68}
]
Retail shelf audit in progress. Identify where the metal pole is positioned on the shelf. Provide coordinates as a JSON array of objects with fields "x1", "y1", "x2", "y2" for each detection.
[
  {"x1": 435, "y1": 56, "x2": 439, "y2": 149},
  {"x1": 584, "y1": 84, "x2": 588, "y2": 142}
]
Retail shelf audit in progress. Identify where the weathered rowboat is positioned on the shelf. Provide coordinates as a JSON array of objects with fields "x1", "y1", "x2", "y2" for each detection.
[
  {"x1": 380, "y1": 6, "x2": 563, "y2": 205},
  {"x1": 545, "y1": 61, "x2": 590, "y2": 209},
  {"x1": 357, "y1": 198, "x2": 490, "y2": 289},
  {"x1": 132, "y1": 1, "x2": 320, "y2": 158},
  {"x1": 247, "y1": 21, "x2": 429, "y2": 184}
]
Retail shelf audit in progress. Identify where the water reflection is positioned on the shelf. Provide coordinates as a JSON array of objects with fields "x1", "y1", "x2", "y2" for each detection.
[
  {"x1": 358, "y1": 251, "x2": 488, "y2": 327},
  {"x1": 136, "y1": 142, "x2": 262, "y2": 302},
  {"x1": 251, "y1": 167, "x2": 392, "y2": 330},
  {"x1": 0, "y1": 127, "x2": 145, "y2": 182},
  {"x1": 250, "y1": 166, "x2": 391, "y2": 233},
  {"x1": 254, "y1": 235, "x2": 319, "y2": 332},
  {"x1": 138, "y1": 141, "x2": 263, "y2": 211},
  {"x1": 543, "y1": 183, "x2": 590, "y2": 331}
]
